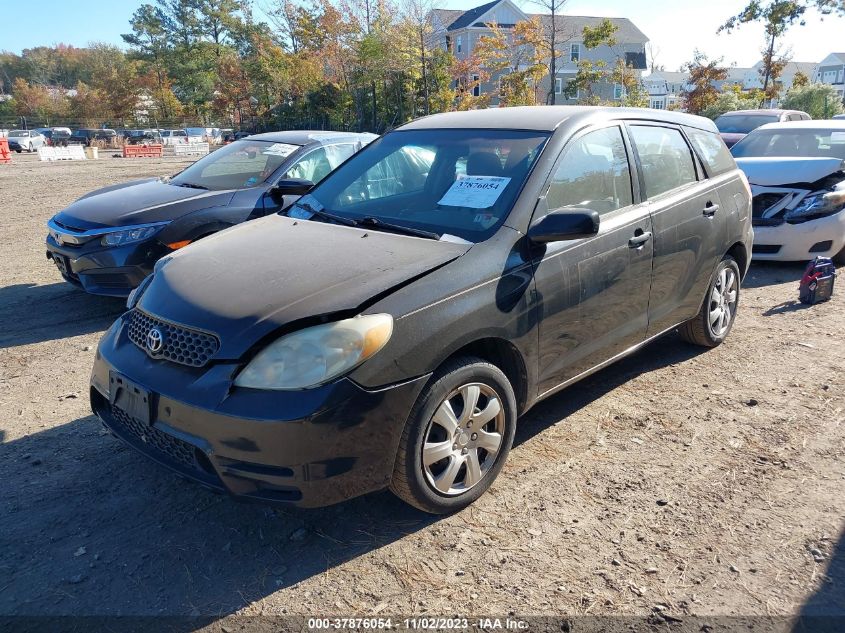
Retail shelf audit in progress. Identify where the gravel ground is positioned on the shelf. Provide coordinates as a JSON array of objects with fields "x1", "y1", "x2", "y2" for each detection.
[{"x1": 0, "y1": 153, "x2": 843, "y2": 628}]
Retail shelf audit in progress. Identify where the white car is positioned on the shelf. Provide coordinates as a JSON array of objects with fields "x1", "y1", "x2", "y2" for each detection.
[
  {"x1": 184, "y1": 127, "x2": 205, "y2": 143},
  {"x1": 731, "y1": 120, "x2": 845, "y2": 263},
  {"x1": 7, "y1": 129, "x2": 46, "y2": 152},
  {"x1": 160, "y1": 129, "x2": 189, "y2": 145}
]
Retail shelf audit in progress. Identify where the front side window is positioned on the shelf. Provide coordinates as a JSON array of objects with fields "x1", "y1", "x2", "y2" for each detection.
[
  {"x1": 685, "y1": 127, "x2": 736, "y2": 176},
  {"x1": 547, "y1": 126, "x2": 633, "y2": 215},
  {"x1": 629, "y1": 125, "x2": 697, "y2": 198},
  {"x1": 282, "y1": 143, "x2": 358, "y2": 184},
  {"x1": 292, "y1": 129, "x2": 550, "y2": 242},
  {"x1": 169, "y1": 139, "x2": 302, "y2": 190}
]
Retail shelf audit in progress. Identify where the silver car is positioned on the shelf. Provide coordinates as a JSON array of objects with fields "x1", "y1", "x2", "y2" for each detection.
[{"x1": 8, "y1": 129, "x2": 46, "y2": 153}]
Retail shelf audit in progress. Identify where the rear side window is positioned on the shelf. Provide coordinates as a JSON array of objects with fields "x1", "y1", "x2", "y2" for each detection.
[
  {"x1": 685, "y1": 127, "x2": 736, "y2": 176},
  {"x1": 629, "y1": 125, "x2": 697, "y2": 198},
  {"x1": 547, "y1": 126, "x2": 633, "y2": 215}
]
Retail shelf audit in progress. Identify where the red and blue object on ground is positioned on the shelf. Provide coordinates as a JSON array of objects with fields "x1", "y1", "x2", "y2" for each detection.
[{"x1": 799, "y1": 257, "x2": 836, "y2": 305}]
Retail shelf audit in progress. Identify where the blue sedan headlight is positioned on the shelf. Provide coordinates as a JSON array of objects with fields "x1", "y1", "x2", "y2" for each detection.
[{"x1": 101, "y1": 222, "x2": 168, "y2": 246}]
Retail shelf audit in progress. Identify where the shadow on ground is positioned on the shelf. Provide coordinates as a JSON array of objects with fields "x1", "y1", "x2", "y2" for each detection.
[
  {"x1": 0, "y1": 282, "x2": 124, "y2": 348},
  {"x1": 0, "y1": 333, "x2": 703, "y2": 618},
  {"x1": 793, "y1": 528, "x2": 845, "y2": 632},
  {"x1": 743, "y1": 261, "x2": 807, "y2": 290}
]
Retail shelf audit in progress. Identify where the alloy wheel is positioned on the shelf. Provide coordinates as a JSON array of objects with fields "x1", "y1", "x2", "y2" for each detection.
[
  {"x1": 709, "y1": 266, "x2": 738, "y2": 338},
  {"x1": 422, "y1": 383, "x2": 505, "y2": 496}
]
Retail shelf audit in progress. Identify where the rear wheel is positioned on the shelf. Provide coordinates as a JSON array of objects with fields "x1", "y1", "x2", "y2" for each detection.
[
  {"x1": 390, "y1": 357, "x2": 517, "y2": 514},
  {"x1": 679, "y1": 255, "x2": 740, "y2": 347}
]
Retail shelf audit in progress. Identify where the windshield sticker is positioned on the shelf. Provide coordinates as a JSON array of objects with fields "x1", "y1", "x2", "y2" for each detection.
[
  {"x1": 288, "y1": 194, "x2": 322, "y2": 219},
  {"x1": 263, "y1": 143, "x2": 298, "y2": 157},
  {"x1": 438, "y1": 176, "x2": 511, "y2": 209},
  {"x1": 473, "y1": 213, "x2": 498, "y2": 229},
  {"x1": 244, "y1": 176, "x2": 258, "y2": 187},
  {"x1": 831, "y1": 132, "x2": 845, "y2": 142}
]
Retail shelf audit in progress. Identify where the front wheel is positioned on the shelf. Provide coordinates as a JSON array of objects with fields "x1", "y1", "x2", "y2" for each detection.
[
  {"x1": 679, "y1": 255, "x2": 740, "y2": 347},
  {"x1": 390, "y1": 357, "x2": 517, "y2": 514}
]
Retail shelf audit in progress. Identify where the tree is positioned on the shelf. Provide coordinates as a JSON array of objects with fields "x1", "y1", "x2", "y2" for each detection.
[
  {"x1": 791, "y1": 69, "x2": 809, "y2": 88},
  {"x1": 473, "y1": 20, "x2": 547, "y2": 107},
  {"x1": 701, "y1": 86, "x2": 767, "y2": 119},
  {"x1": 719, "y1": 1, "x2": 805, "y2": 105},
  {"x1": 528, "y1": 0, "x2": 572, "y2": 104},
  {"x1": 781, "y1": 82, "x2": 845, "y2": 118},
  {"x1": 681, "y1": 51, "x2": 728, "y2": 115}
]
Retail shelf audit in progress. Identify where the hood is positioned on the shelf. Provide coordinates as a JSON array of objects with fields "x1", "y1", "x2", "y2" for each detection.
[
  {"x1": 54, "y1": 179, "x2": 236, "y2": 230},
  {"x1": 735, "y1": 157, "x2": 845, "y2": 187},
  {"x1": 720, "y1": 132, "x2": 746, "y2": 148},
  {"x1": 139, "y1": 214, "x2": 471, "y2": 358}
]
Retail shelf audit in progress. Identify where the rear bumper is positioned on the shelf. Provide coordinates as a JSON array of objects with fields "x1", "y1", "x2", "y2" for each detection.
[
  {"x1": 90, "y1": 317, "x2": 428, "y2": 507},
  {"x1": 46, "y1": 235, "x2": 167, "y2": 296},
  {"x1": 752, "y1": 211, "x2": 845, "y2": 261}
]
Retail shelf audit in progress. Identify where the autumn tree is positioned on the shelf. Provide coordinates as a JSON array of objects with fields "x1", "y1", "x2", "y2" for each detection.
[
  {"x1": 474, "y1": 20, "x2": 547, "y2": 107},
  {"x1": 791, "y1": 69, "x2": 810, "y2": 88},
  {"x1": 681, "y1": 51, "x2": 728, "y2": 114},
  {"x1": 528, "y1": 0, "x2": 573, "y2": 104},
  {"x1": 719, "y1": 0, "x2": 805, "y2": 105}
]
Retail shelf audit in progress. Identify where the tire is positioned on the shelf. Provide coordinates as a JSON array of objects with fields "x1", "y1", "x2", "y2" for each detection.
[
  {"x1": 390, "y1": 357, "x2": 517, "y2": 514},
  {"x1": 679, "y1": 255, "x2": 741, "y2": 348}
]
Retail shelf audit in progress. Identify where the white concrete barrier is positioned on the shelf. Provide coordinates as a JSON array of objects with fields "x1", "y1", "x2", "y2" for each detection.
[
  {"x1": 172, "y1": 143, "x2": 210, "y2": 156},
  {"x1": 38, "y1": 146, "x2": 86, "y2": 161}
]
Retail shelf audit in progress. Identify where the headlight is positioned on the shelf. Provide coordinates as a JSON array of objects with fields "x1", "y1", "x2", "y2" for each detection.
[
  {"x1": 126, "y1": 273, "x2": 154, "y2": 310},
  {"x1": 785, "y1": 190, "x2": 845, "y2": 221},
  {"x1": 233, "y1": 314, "x2": 393, "y2": 390},
  {"x1": 101, "y1": 223, "x2": 168, "y2": 246}
]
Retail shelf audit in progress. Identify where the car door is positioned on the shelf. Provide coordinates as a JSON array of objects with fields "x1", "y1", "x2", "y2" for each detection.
[
  {"x1": 625, "y1": 124, "x2": 727, "y2": 337},
  {"x1": 531, "y1": 124, "x2": 654, "y2": 395}
]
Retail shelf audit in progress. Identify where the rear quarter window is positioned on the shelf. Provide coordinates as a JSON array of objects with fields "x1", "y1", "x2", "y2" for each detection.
[{"x1": 684, "y1": 127, "x2": 736, "y2": 176}]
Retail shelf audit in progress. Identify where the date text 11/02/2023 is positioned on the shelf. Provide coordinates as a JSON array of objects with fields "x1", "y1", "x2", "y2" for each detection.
[{"x1": 306, "y1": 617, "x2": 530, "y2": 630}]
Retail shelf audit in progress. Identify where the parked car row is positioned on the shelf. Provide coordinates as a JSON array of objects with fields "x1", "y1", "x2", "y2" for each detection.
[{"x1": 44, "y1": 108, "x2": 762, "y2": 513}]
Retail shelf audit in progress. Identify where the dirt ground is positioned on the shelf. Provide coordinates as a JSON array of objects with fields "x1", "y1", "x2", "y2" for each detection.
[{"x1": 1, "y1": 152, "x2": 843, "y2": 628}]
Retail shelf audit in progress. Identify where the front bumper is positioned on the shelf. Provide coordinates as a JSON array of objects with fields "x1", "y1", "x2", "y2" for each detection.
[
  {"x1": 90, "y1": 315, "x2": 428, "y2": 507},
  {"x1": 752, "y1": 211, "x2": 845, "y2": 262},
  {"x1": 46, "y1": 234, "x2": 168, "y2": 296}
]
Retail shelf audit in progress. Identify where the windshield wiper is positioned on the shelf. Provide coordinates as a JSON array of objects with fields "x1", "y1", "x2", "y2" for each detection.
[
  {"x1": 290, "y1": 201, "x2": 358, "y2": 227},
  {"x1": 174, "y1": 182, "x2": 209, "y2": 190},
  {"x1": 357, "y1": 216, "x2": 441, "y2": 240}
]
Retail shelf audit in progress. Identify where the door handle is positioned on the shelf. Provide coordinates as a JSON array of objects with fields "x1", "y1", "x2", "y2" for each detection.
[
  {"x1": 703, "y1": 202, "x2": 719, "y2": 217},
  {"x1": 628, "y1": 231, "x2": 652, "y2": 248}
]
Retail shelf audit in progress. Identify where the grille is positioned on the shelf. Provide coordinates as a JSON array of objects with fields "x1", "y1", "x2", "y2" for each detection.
[
  {"x1": 752, "y1": 244, "x2": 782, "y2": 254},
  {"x1": 127, "y1": 309, "x2": 219, "y2": 367},
  {"x1": 111, "y1": 405, "x2": 198, "y2": 470}
]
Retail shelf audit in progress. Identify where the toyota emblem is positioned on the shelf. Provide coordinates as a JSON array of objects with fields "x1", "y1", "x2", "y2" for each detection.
[{"x1": 146, "y1": 328, "x2": 164, "y2": 353}]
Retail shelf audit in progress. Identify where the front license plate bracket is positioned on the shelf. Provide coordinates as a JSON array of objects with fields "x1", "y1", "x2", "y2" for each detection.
[{"x1": 109, "y1": 372, "x2": 153, "y2": 425}]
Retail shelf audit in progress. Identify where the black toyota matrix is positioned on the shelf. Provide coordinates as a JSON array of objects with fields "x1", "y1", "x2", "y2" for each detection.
[
  {"x1": 46, "y1": 131, "x2": 375, "y2": 296},
  {"x1": 91, "y1": 107, "x2": 753, "y2": 513}
]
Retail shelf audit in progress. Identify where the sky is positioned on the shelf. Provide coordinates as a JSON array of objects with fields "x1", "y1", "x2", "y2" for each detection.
[{"x1": 0, "y1": 0, "x2": 842, "y2": 72}]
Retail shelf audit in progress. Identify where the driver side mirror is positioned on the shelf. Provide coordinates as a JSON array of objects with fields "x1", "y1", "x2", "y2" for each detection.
[
  {"x1": 528, "y1": 203, "x2": 600, "y2": 243},
  {"x1": 271, "y1": 178, "x2": 315, "y2": 197}
]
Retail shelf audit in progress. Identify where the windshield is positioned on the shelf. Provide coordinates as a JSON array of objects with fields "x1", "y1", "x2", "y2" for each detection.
[
  {"x1": 169, "y1": 139, "x2": 302, "y2": 190},
  {"x1": 10, "y1": 130, "x2": 27, "y2": 136},
  {"x1": 731, "y1": 129, "x2": 845, "y2": 159},
  {"x1": 715, "y1": 114, "x2": 779, "y2": 134},
  {"x1": 291, "y1": 129, "x2": 549, "y2": 242}
]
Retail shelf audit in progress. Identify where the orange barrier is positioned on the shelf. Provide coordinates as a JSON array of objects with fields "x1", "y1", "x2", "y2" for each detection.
[
  {"x1": 0, "y1": 138, "x2": 11, "y2": 164},
  {"x1": 122, "y1": 144, "x2": 164, "y2": 158}
]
